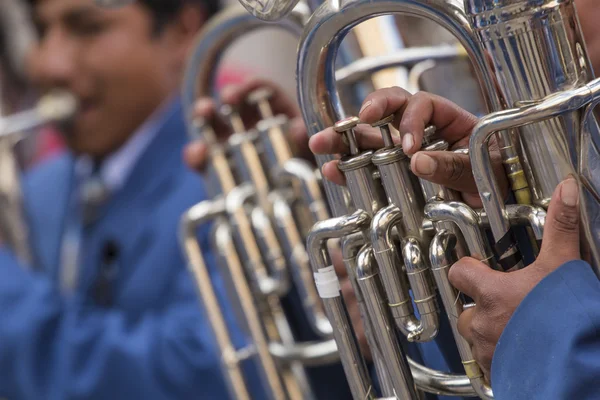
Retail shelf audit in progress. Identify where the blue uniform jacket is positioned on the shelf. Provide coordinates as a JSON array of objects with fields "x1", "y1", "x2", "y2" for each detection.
[
  {"x1": 492, "y1": 260, "x2": 600, "y2": 399},
  {"x1": 0, "y1": 99, "x2": 265, "y2": 400}
]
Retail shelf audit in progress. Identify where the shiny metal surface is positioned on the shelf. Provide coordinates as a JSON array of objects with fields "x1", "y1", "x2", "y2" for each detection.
[
  {"x1": 296, "y1": 0, "x2": 526, "y2": 219},
  {"x1": 295, "y1": 0, "x2": 513, "y2": 391},
  {"x1": 467, "y1": 0, "x2": 600, "y2": 272},
  {"x1": 182, "y1": 6, "x2": 307, "y2": 115},
  {"x1": 307, "y1": 210, "x2": 374, "y2": 399},
  {"x1": 269, "y1": 339, "x2": 340, "y2": 366},
  {"x1": 356, "y1": 245, "x2": 419, "y2": 399},
  {"x1": 236, "y1": 0, "x2": 304, "y2": 22},
  {"x1": 180, "y1": 5, "x2": 477, "y2": 398},
  {"x1": 335, "y1": 44, "x2": 467, "y2": 86},
  {"x1": 429, "y1": 231, "x2": 493, "y2": 400},
  {"x1": 310, "y1": 113, "x2": 487, "y2": 398},
  {"x1": 341, "y1": 233, "x2": 396, "y2": 397}
]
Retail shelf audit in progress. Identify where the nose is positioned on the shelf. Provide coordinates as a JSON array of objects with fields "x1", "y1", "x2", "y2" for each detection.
[{"x1": 29, "y1": 28, "x2": 77, "y2": 90}]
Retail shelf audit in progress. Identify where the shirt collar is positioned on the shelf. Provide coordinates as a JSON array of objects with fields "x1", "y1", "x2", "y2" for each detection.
[{"x1": 75, "y1": 95, "x2": 178, "y2": 192}]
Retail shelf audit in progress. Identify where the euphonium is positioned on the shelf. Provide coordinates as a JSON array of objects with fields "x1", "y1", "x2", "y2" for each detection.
[
  {"x1": 292, "y1": 0, "x2": 600, "y2": 399},
  {"x1": 178, "y1": 6, "x2": 341, "y2": 400}
]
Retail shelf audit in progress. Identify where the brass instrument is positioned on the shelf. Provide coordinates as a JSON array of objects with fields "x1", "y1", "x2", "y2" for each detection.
[
  {"x1": 178, "y1": 2, "x2": 479, "y2": 399},
  {"x1": 179, "y1": 7, "x2": 338, "y2": 400},
  {"x1": 0, "y1": 90, "x2": 77, "y2": 266},
  {"x1": 290, "y1": 0, "x2": 600, "y2": 399}
]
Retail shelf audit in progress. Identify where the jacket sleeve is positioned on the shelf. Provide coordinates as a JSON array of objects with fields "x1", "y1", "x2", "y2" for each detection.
[
  {"x1": 0, "y1": 242, "x2": 261, "y2": 400},
  {"x1": 491, "y1": 260, "x2": 600, "y2": 400}
]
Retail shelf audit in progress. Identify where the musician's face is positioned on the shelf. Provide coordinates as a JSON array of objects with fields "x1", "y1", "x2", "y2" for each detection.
[
  {"x1": 28, "y1": 0, "x2": 199, "y2": 157},
  {"x1": 576, "y1": 0, "x2": 600, "y2": 73}
]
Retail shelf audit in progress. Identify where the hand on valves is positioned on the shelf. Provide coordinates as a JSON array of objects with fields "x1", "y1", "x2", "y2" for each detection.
[
  {"x1": 309, "y1": 87, "x2": 509, "y2": 208},
  {"x1": 310, "y1": 86, "x2": 583, "y2": 381},
  {"x1": 449, "y1": 177, "x2": 581, "y2": 380},
  {"x1": 183, "y1": 78, "x2": 313, "y2": 171}
]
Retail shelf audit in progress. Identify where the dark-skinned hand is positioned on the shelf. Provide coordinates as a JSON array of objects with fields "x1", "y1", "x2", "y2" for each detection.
[
  {"x1": 449, "y1": 177, "x2": 581, "y2": 380},
  {"x1": 308, "y1": 87, "x2": 509, "y2": 208}
]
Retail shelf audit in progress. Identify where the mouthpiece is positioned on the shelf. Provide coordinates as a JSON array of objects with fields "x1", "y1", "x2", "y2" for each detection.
[
  {"x1": 36, "y1": 90, "x2": 78, "y2": 123},
  {"x1": 0, "y1": 90, "x2": 77, "y2": 137}
]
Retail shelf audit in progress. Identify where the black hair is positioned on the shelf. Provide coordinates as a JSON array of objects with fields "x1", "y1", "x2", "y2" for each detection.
[
  {"x1": 136, "y1": 0, "x2": 221, "y2": 34},
  {"x1": 26, "y1": 0, "x2": 221, "y2": 34}
]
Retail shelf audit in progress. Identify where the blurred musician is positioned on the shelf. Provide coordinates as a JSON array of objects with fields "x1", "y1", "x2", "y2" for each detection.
[
  {"x1": 185, "y1": 86, "x2": 471, "y2": 400},
  {"x1": 307, "y1": 0, "x2": 600, "y2": 399},
  {"x1": 0, "y1": 0, "x2": 314, "y2": 399}
]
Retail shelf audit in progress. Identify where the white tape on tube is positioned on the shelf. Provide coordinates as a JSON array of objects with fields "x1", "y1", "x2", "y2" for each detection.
[{"x1": 313, "y1": 266, "x2": 341, "y2": 299}]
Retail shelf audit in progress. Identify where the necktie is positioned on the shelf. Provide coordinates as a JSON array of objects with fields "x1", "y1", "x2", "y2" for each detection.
[{"x1": 59, "y1": 163, "x2": 109, "y2": 294}]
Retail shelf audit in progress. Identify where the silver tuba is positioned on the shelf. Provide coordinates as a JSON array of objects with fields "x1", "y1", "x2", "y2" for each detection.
[{"x1": 291, "y1": 0, "x2": 600, "y2": 399}]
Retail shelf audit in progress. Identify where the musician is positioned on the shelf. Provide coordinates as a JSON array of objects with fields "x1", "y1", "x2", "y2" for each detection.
[
  {"x1": 0, "y1": 0, "x2": 281, "y2": 398},
  {"x1": 310, "y1": 87, "x2": 595, "y2": 400}
]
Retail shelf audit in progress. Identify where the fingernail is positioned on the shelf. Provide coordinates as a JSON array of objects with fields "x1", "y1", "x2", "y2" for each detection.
[
  {"x1": 308, "y1": 135, "x2": 316, "y2": 151},
  {"x1": 412, "y1": 152, "x2": 437, "y2": 176},
  {"x1": 403, "y1": 133, "x2": 414, "y2": 152},
  {"x1": 560, "y1": 177, "x2": 579, "y2": 207},
  {"x1": 359, "y1": 100, "x2": 372, "y2": 116}
]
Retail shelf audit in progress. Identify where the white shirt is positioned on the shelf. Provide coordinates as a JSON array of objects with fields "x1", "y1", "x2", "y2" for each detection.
[{"x1": 75, "y1": 95, "x2": 178, "y2": 192}]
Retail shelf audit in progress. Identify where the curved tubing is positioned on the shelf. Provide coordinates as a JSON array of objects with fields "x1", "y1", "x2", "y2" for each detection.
[
  {"x1": 469, "y1": 79, "x2": 600, "y2": 272},
  {"x1": 340, "y1": 233, "x2": 397, "y2": 397},
  {"x1": 355, "y1": 245, "x2": 419, "y2": 399},
  {"x1": 271, "y1": 192, "x2": 333, "y2": 337},
  {"x1": 429, "y1": 231, "x2": 493, "y2": 400},
  {"x1": 477, "y1": 204, "x2": 547, "y2": 242},
  {"x1": 226, "y1": 184, "x2": 289, "y2": 296},
  {"x1": 278, "y1": 158, "x2": 331, "y2": 222},
  {"x1": 296, "y1": 0, "x2": 515, "y2": 218},
  {"x1": 408, "y1": 358, "x2": 484, "y2": 398},
  {"x1": 182, "y1": 5, "x2": 306, "y2": 125},
  {"x1": 406, "y1": 59, "x2": 437, "y2": 94},
  {"x1": 0, "y1": 90, "x2": 76, "y2": 268},
  {"x1": 306, "y1": 211, "x2": 374, "y2": 400},
  {"x1": 179, "y1": 200, "x2": 259, "y2": 400},
  {"x1": 0, "y1": 90, "x2": 77, "y2": 137},
  {"x1": 335, "y1": 45, "x2": 465, "y2": 87},
  {"x1": 425, "y1": 203, "x2": 497, "y2": 398},
  {"x1": 269, "y1": 339, "x2": 340, "y2": 366},
  {"x1": 369, "y1": 204, "x2": 438, "y2": 342},
  {"x1": 424, "y1": 201, "x2": 494, "y2": 267}
]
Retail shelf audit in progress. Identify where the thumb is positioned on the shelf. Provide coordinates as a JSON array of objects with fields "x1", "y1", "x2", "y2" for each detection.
[
  {"x1": 183, "y1": 140, "x2": 209, "y2": 173},
  {"x1": 448, "y1": 257, "x2": 502, "y2": 302},
  {"x1": 537, "y1": 176, "x2": 581, "y2": 266}
]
